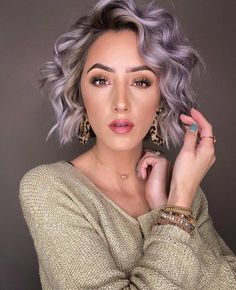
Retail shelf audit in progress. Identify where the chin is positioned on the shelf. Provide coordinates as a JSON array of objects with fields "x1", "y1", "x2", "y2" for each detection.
[{"x1": 102, "y1": 138, "x2": 143, "y2": 152}]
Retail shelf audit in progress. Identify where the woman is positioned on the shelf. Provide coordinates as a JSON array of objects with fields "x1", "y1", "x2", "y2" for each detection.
[{"x1": 19, "y1": 0, "x2": 236, "y2": 289}]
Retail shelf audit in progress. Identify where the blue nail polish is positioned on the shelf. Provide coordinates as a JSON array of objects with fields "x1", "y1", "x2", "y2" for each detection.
[{"x1": 190, "y1": 123, "x2": 198, "y2": 132}]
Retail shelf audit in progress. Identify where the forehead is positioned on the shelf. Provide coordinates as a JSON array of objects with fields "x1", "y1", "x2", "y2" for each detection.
[{"x1": 84, "y1": 29, "x2": 146, "y2": 68}]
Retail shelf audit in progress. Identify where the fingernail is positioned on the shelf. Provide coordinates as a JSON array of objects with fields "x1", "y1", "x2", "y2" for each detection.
[{"x1": 189, "y1": 123, "x2": 198, "y2": 132}]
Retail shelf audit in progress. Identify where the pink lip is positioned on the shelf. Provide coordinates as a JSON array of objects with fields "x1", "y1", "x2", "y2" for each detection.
[
  {"x1": 109, "y1": 119, "x2": 134, "y2": 126},
  {"x1": 108, "y1": 119, "x2": 134, "y2": 134}
]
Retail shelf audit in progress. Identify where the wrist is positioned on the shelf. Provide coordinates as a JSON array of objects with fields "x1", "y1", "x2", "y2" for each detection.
[{"x1": 167, "y1": 185, "x2": 193, "y2": 209}]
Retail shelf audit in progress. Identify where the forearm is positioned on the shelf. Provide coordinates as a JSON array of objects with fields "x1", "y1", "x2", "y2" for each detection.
[{"x1": 167, "y1": 184, "x2": 197, "y2": 209}]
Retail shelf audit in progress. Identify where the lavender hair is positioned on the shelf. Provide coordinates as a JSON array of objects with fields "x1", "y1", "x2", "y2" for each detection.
[{"x1": 39, "y1": 0, "x2": 205, "y2": 149}]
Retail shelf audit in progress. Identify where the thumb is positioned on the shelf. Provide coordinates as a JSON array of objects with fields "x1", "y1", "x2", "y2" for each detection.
[{"x1": 182, "y1": 123, "x2": 199, "y2": 151}]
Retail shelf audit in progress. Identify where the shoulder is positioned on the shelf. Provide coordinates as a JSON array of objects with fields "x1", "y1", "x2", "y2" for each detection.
[
  {"x1": 18, "y1": 160, "x2": 83, "y2": 224},
  {"x1": 18, "y1": 161, "x2": 66, "y2": 208},
  {"x1": 19, "y1": 161, "x2": 61, "y2": 191},
  {"x1": 18, "y1": 159, "x2": 100, "y2": 210},
  {"x1": 18, "y1": 160, "x2": 100, "y2": 229}
]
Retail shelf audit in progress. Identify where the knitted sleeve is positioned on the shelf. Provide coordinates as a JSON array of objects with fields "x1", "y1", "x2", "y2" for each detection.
[{"x1": 19, "y1": 165, "x2": 236, "y2": 290}]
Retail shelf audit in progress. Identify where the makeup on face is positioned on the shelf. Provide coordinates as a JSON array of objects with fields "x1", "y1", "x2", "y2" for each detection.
[
  {"x1": 80, "y1": 30, "x2": 161, "y2": 146},
  {"x1": 108, "y1": 119, "x2": 134, "y2": 134}
]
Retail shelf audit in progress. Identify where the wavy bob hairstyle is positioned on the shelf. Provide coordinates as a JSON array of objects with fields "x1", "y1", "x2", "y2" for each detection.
[{"x1": 39, "y1": 0, "x2": 204, "y2": 149}]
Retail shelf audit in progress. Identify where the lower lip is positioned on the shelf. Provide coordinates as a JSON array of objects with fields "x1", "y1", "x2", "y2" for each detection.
[{"x1": 109, "y1": 125, "x2": 134, "y2": 134}]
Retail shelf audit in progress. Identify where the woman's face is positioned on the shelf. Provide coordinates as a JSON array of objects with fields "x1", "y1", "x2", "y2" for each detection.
[{"x1": 80, "y1": 29, "x2": 161, "y2": 151}]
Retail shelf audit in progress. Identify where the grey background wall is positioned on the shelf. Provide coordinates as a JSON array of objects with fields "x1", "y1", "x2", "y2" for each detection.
[{"x1": 1, "y1": 0, "x2": 235, "y2": 289}]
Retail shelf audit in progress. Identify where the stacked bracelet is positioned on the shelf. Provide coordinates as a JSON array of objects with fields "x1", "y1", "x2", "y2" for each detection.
[
  {"x1": 163, "y1": 208, "x2": 196, "y2": 226},
  {"x1": 155, "y1": 206, "x2": 197, "y2": 236},
  {"x1": 164, "y1": 206, "x2": 193, "y2": 217}
]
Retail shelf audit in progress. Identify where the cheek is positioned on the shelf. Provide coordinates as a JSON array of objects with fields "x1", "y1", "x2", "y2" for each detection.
[
  {"x1": 140, "y1": 89, "x2": 160, "y2": 114},
  {"x1": 140, "y1": 90, "x2": 161, "y2": 126},
  {"x1": 83, "y1": 98, "x2": 104, "y2": 126},
  {"x1": 80, "y1": 88, "x2": 104, "y2": 126},
  {"x1": 80, "y1": 76, "x2": 106, "y2": 110}
]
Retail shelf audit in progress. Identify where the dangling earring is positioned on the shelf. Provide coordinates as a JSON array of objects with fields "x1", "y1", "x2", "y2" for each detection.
[
  {"x1": 77, "y1": 111, "x2": 90, "y2": 144},
  {"x1": 149, "y1": 108, "x2": 164, "y2": 146}
]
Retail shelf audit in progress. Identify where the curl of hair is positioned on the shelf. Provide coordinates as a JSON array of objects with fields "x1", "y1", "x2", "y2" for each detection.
[{"x1": 39, "y1": 0, "x2": 205, "y2": 149}]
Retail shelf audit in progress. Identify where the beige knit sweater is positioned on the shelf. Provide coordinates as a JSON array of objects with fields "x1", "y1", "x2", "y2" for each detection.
[{"x1": 19, "y1": 160, "x2": 236, "y2": 290}]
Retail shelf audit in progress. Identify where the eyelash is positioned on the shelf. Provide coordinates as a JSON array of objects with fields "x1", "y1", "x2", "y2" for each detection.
[{"x1": 89, "y1": 74, "x2": 152, "y2": 88}]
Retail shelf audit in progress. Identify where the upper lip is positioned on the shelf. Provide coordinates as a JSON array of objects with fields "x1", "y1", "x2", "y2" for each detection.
[{"x1": 109, "y1": 119, "x2": 134, "y2": 126}]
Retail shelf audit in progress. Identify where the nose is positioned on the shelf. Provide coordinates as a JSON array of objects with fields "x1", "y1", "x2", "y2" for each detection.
[
  {"x1": 113, "y1": 105, "x2": 128, "y2": 112},
  {"x1": 112, "y1": 83, "x2": 129, "y2": 113}
]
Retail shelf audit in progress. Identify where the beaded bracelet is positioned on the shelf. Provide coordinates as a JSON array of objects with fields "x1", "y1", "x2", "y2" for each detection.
[
  {"x1": 155, "y1": 217, "x2": 194, "y2": 235},
  {"x1": 163, "y1": 206, "x2": 193, "y2": 217},
  {"x1": 159, "y1": 210, "x2": 196, "y2": 228},
  {"x1": 155, "y1": 207, "x2": 197, "y2": 235},
  {"x1": 161, "y1": 209, "x2": 196, "y2": 226}
]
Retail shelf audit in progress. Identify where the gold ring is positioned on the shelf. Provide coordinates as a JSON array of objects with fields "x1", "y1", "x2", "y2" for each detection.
[{"x1": 200, "y1": 136, "x2": 216, "y2": 144}]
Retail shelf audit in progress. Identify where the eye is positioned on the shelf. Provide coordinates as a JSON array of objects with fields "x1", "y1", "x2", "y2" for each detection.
[
  {"x1": 133, "y1": 78, "x2": 152, "y2": 88},
  {"x1": 89, "y1": 74, "x2": 109, "y2": 87}
]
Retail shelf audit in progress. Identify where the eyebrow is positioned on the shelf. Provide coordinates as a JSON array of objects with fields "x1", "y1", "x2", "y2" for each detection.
[{"x1": 87, "y1": 63, "x2": 156, "y2": 75}]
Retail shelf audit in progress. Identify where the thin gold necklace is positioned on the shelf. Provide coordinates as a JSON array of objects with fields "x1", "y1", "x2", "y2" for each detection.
[
  {"x1": 91, "y1": 147, "x2": 151, "y2": 213},
  {"x1": 91, "y1": 147, "x2": 136, "y2": 180}
]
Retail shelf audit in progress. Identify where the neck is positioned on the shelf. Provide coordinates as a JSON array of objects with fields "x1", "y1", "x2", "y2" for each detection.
[{"x1": 91, "y1": 141, "x2": 144, "y2": 176}]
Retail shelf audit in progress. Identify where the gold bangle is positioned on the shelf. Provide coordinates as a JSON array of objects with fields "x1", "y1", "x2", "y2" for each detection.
[
  {"x1": 164, "y1": 206, "x2": 193, "y2": 216},
  {"x1": 159, "y1": 211, "x2": 196, "y2": 228},
  {"x1": 155, "y1": 217, "x2": 194, "y2": 235},
  {"x1": 161, "y1": 209, "x2": 196, "y2": 226},
  {"x1": 164, "y1": 208, "x2": 192, "y2": 218},
  {"x1": 157, "y1": 219, "x2": 193, "y2": 235},
  {"x1": 155, "y1": 208, "x2": 197, "y2": 236}
]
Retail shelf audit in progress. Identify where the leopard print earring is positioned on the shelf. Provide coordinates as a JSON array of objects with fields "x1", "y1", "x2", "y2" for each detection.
[
  {"x1": 149, "y1": 108, "x2": 164, "y2": 146},
  {"x1": 77, "y1": 111, "x2": 90, "y2": 144}
]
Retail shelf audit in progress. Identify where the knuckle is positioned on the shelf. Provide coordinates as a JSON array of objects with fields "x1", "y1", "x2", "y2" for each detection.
[
  {"x1": 207, "y1": 146, "x2": 215, "y2": 155},
  {"x1": 208, "y1": 123, "x2": 213, "y2": 129},
  {"x1": 143, "y1": 151, "x2": 154, "y2": 158},
  {"x1": 212, "y1": 154, "x2": 216, "y2": 162},
  {"x1": 140, "y1": 150, "x2": 169, "y2": 165},
  {"x1": 210, "y1": 155, "x2": 216, "y2": 166},
  {"x1": 182, "y1": 147, "x2": 195, "y2": 155},
  {"x1": 203, "y1": 147, "x2": 216, "y2": 162},
  {"x1": 164, "y1": 157, "x2": 171, "y2": 163},
  {"x1": 158, "y1": 157, "x2": 168, "y2": 164}
]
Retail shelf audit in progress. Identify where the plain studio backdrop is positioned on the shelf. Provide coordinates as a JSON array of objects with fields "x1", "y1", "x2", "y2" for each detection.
[{"x1": 0, "y1": 0, "x2": 235, "y2": 289}]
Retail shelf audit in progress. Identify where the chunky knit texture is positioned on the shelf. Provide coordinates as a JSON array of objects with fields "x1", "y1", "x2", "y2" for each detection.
[{"x1": 19, "y1": 160, "x2": 236, "y2": 290}]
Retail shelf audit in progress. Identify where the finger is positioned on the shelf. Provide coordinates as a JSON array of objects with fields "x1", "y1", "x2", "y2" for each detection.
[
  {"x1": 180, "y1": 108, "x2": 214, "y2": 147},
  {"x1": 191, "y1": 108, "x2": 213, "y2": 136},
  {"x1": 182, "y1": 123, "x2": 199, "y2": 151},
  {"x1": 136, "y1": 155, "x2": 150, "y2": 178},
  {"x1": 190, "y1": 108, "x2": 214, "y2": 148},
  {"x1": 143, "y1": 150, "x2": 165, "y2": 158},
  {"x1": 180, "y1": 114, "x2": 197, "y2": 126},
  {"x1": 136, "y1": 150, "x2": 165, "y2": 175},
  {"x1": 140, "y1": 156, "x2": 156, "y2": 179},
  {"x1": 136, "y1": 153, "x2": 149, "y2": 177},
  {"x1": 140, "y1": 155, "x2": 164, "y2": 179},
  {"x1": 180, "y1": 108, "x2": 211, "y2": 132}
]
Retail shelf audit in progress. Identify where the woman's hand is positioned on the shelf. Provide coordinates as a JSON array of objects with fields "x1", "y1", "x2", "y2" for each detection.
[
  {"x1": 167, "y1": 107, "x2": 216, "y2": 209},
  {"x1": 137, "y1": 108, "x2": 216, "y2": 211},
  {"x1": 136, "y1": 149, "x2": 172, "y2": 210}
]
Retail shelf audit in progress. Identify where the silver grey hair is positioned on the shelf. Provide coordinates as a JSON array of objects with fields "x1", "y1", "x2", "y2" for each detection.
[{"x1": 39, "y1": 0, "x2": 204, "y2": 149}]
